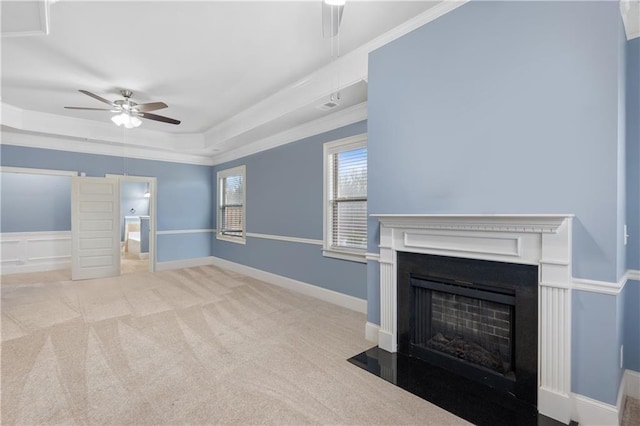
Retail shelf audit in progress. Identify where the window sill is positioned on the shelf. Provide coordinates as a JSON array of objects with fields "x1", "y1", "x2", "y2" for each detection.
[
  {"x1": 217, "y1": 234, "x2": 246, "y2": 245},
  {"x1": 322, "y1": 248, "x2": 367, "y2": 264}
]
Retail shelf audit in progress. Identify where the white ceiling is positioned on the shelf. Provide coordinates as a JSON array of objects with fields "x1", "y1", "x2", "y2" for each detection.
[{"x1": 1, "y1": 0, "x2": 445, "y2": 162}]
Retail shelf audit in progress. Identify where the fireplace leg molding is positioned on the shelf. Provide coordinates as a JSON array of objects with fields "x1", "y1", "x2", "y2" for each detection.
[
  {"x1": 373, "y1": 214, "x2": 574, "y2": 424},
  {"x1": 378, "y1": 250, "x2": 397, "y2": 353}
]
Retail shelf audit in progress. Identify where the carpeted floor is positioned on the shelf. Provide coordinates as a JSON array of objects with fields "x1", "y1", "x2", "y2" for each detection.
[
  {"x1": 121, "y1": 253, "x2": 149, "y2": 275},
  {"x1": 1, "y1": 266, "x2": 469, "y2": 425},
  {"x1": 623, "y1": 396, "x2": 640, "y2": 426}
]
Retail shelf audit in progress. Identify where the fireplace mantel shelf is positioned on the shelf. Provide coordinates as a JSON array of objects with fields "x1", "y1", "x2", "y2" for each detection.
[{"x1": 371, "y1": 214, "x2": 575, "y2": 234}]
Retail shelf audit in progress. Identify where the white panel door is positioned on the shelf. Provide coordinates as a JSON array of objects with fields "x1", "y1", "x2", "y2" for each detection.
[{"x1": 71, "y1": 177, "x2": 120, "y2": 280}]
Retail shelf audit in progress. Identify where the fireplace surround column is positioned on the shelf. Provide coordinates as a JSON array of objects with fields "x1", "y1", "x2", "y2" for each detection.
[{"x1": 372, "y1": 214, "x2": 573, "y2": 424}]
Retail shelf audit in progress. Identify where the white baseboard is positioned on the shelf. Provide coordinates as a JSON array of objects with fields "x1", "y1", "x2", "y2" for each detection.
[
  {"x1": 617, "y1": 368, "x2": 627, "y2": 425},
  {"x1": 365, "y1": 322, "x2": 380, "y2": 343},
  {"x1": 626, "y1": 369, "x2": 640, "y2": 399},
  {"x1": 378, "y1": 329, "x2": 395, "y2": 353},
  {"x1": 570, "y1": 370, "x2": 640, "y2": 426},
  {"x1": 155, "y1": 256, "x2": 216, "y2": 271},
  {"x1": 210, "y1": 256, "x2": 367, "y2": 313},
  {"x1": 572, "y1": 393, "x2": 619, "y2": 426},
  {"x1": 1, "y1": 231, "x2": 72, "y2": 275},
  {"x1": 538, "y1": 388, "x2": 571, "y2": 425}
]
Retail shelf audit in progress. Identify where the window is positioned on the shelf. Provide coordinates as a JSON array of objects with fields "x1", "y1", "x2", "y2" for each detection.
[
  {"x1": 217, "y1": 165, "x2": 246, "y2": 244},
  {"x1": 323, "y1": 135, "x2": 367, "y2": 263}
]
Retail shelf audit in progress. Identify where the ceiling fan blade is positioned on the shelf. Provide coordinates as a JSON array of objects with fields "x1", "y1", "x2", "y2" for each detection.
[
  {"x1": 78, "y1": 89, "x2": 115, "y2": 106},
  {"x1": 64, "y1": 106, "x2": 113, "y2": 111},
  {"x1": 322, "y1": 3, "x2": 344, "y2": 38},
  {"x1": 136, "y1": 102, "x2": 168, "y2": 112},
  {"x1": 138, "y1": 112, "x2": 181, "y2": 125}
]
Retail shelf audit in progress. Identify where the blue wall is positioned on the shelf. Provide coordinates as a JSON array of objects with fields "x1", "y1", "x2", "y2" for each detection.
[
  {"x1": 623, "y1": 280, "x2": 640, "y2": 372},
  {"x1": 572, "y1": 277, "x2": 639, "y2": 405},
  {"x1": 627, "y1": 37, "x2": 640, "y2": 271},
  {"x1": 572, "y1": 291, "x2": 621, "y2": 405},
  {"x1": 0, "y1": 172, "x2": 71, "y2": 232},
  {"x1": 366, "y1": 260, "x2": 380, "y2": 323},
  {"x1": 366, "y1": 0, "x2": 628, "y2": 403},
  {"x1": 618, "y1": 23, "x2": 628, "y2": 280},
  {"x1": 623, "y1": 37, "x2": 640, "y2": 379},
  {"x1": 0, "y1": 145, "x2": 213, "y2": 262},
  {"x1": 368, "y1": 0, "x2": 623, "y2": 282},
  {"x1": 211, "y1": 121, "x2": 368, "y2": 299},
  {"x1": 157, "y1": 232, "x2": 213, "y2": 263}
]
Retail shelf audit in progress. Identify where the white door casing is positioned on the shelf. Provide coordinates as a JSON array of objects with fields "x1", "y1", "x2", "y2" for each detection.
[{"x1": 71, "y1": 176, "x2": 120, "y2": 280}]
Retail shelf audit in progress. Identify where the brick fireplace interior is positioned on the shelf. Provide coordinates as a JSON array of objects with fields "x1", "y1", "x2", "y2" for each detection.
[{"x1": 397, "y1": 252, "x2": 539, "y2": 406}]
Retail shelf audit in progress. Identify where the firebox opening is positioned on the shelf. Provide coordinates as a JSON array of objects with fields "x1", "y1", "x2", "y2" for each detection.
[
  {"x1": 397, "y1": 252, "x2": 538, "y2": 407},
  {"x1": 410, "y1": 277, "x2": 516, "y2": 381}
]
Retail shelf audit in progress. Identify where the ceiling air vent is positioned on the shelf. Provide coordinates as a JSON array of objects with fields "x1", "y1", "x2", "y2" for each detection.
[
  {"x1": 317, "y1": 92, "x2": 341, "y2": 111},
  {"x1": 318, "y1": 101, "x2": 339, "y2": 111}
]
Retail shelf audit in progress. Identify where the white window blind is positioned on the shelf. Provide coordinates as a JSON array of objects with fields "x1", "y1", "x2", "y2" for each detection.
[
  {"x1": 325, "y1": 139, "x2": 367, "y2": 257},
  {"x1": 217, "y1": 165, "x2": 245, "y2": 243}
]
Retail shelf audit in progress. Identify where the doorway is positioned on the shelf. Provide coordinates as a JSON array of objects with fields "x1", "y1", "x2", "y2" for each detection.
[{"x1": 107, "y1": 174, "x2": 157, "y2": 274}]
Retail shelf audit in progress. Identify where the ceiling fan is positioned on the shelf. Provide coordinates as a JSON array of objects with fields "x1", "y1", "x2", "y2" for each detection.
[{"x1": 65, "y1": 89, "x2": 180, "y2": 128}]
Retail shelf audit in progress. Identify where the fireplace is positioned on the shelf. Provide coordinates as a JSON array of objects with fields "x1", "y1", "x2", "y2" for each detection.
[
  {"x1": 371, "y1": 214, "x2": 573, "y2": 423},
  {"x1": 397, "y1": 252, "x2": 538, "y2": 405},
  {"x1": 421, "y1": 286, "x2": 513, "y2": 376}
]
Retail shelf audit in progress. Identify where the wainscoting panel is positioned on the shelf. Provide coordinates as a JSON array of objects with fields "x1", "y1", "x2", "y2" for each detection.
[{"x1": 1, "y1": 231, "x2": 72, "y2": 274}]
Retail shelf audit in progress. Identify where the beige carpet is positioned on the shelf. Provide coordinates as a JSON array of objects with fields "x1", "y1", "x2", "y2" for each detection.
[
  {"x1": 623, "y1": 396, "x2": 640, "y2": 426},
  {"x1": 1, "y1": 266, "x2": 469, "y2": 425},
  {"x1": 121, "y1": 253, "x2": 149, "y2": 275}
]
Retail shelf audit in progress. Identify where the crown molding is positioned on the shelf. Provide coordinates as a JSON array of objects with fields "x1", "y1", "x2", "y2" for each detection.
[
  {"x1": 1, "y1": 102, "x2": 214, "y2": 165},
  {"x1": 1, "y1": 102, "x2": 207, "y2": 152},
  {"x1": 210, "y1": 102, "x2": 366, "y2": 166},
  {"x1": 0, "y1": 101, "x2": 367, "y2": 167},
  {"x1": 0, "y1": 128, "x2": 214, "y2": 166},
  {"x1": 621, "y1": 0, "x2": 640, "y2": 40}
]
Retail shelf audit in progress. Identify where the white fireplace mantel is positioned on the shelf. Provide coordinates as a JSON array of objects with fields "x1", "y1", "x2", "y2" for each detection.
[{"x1": 371, "y1": 214, "x2": 574, "y2": 424}]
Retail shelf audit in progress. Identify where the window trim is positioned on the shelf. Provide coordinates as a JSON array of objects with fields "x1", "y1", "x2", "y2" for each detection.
[
  {"x1": 216, "y1": 165, "x2": 246, "y2": 245},
  {"x1": 322, "y1": 134, "x2": 367, "y2": 263}
]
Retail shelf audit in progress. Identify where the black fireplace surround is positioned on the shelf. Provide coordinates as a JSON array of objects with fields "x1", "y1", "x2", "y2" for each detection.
[{"x1": 397, "y1": 252, "x2": 538, "y2": 406}]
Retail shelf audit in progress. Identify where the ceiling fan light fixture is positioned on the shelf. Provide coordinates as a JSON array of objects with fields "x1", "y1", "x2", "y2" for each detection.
[
  {"x1": 129, "y1": 115, "x2": 142, "y2": 128},
  {"x1": 67, "y1": 89, "x2": 180, "y2": 126},
  {"x1": 111, "y1": 112, "x2": 141, "y2": 129}
]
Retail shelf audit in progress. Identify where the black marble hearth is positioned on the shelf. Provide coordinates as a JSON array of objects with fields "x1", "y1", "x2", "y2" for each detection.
[{"x1": 348, "y1": 346, "x2": 573, "y2": 426}]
